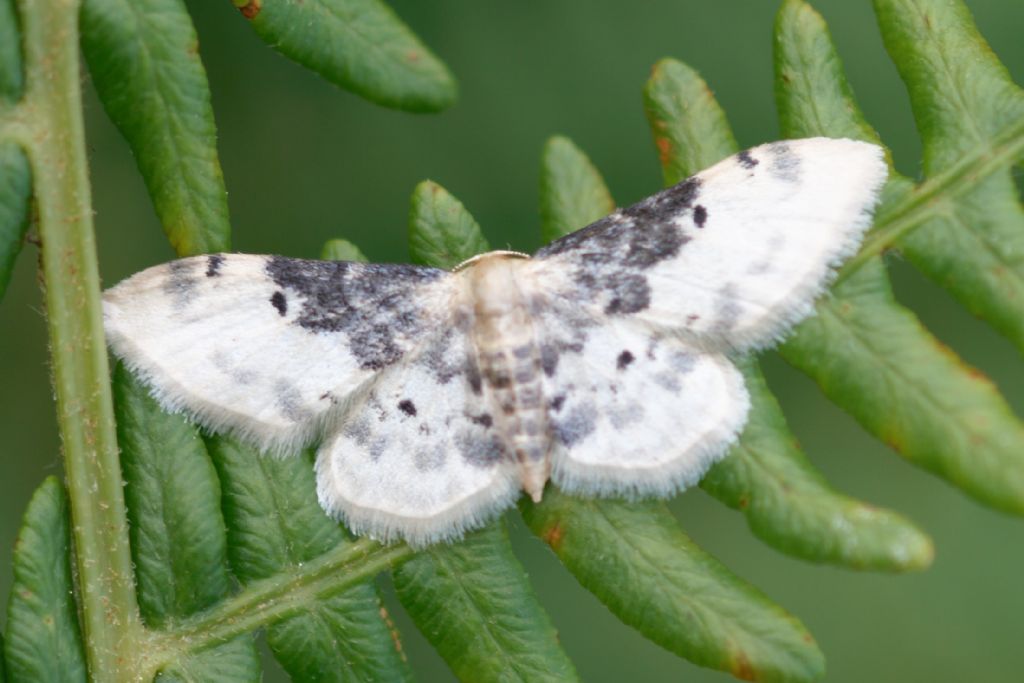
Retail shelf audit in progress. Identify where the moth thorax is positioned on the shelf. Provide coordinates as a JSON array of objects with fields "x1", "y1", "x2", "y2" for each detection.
[{"x1": 465, "y1": 254, "x2": 527, "y2": 317}]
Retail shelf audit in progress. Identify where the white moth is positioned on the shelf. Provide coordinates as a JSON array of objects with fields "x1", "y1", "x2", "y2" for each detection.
[{"x1": 104, "y1": 138, "x2": 887, "y2": 546}]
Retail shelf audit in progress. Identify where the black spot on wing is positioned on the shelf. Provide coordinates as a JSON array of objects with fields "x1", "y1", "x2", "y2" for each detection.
[
  {"x1": 398, "y1": 399, "x2": 417, "y2": 417},
  {"x1": 693, "y1": 205, "x2": 707, "y2": 228},
  {"x1": 616, "y1": 350, "x2": 635, "y2": 370},
  {"x1": 550, "y1": 395, "x2": 566, "y2": 413},
  {"x1": 270, "y1": 290, "x2": 287, "y2": 316},
  {"x1": 206, "y1": 254, "x2": 225, "y2": 277},
  {"x1": 737, "y1": 149, "x2": 759, "y2": 169},
  {"x1": 265, "y1": 257, "x2": 446, "y2": 371}
]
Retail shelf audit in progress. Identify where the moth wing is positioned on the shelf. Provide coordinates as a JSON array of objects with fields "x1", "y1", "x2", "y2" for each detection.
[
  {"x1": 532, "y1": 137, "x2": 887, "y2": 351},
  {"x1": 103, "y1": 254, "x2": 456, "y2": 453},
  {"x1": 315, "y1": 328, "x2": 519, "y2": 546},
  {"x1": 534, "y1": 309, "x2": 749, "y2": 497}
]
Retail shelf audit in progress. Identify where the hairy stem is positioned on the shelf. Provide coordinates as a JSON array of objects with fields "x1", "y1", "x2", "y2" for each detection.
[
  {"x1": 18, "y1": 0, "x2": 144, "y2": 679},
  {"x1": 148, "y1": 539, "x2": 413, "y2": 670}
]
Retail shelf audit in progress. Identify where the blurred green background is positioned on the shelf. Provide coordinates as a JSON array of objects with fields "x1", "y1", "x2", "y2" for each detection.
[{"x1": 3, "y1": 1, "x2": 1024, "y2": 681}]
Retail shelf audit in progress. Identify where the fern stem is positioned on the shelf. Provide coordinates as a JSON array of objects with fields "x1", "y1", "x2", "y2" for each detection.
[
  {"x1": 838, "y1": 116, "x2": 1024, "y2": 282},
  {"x1": 18, "y1": 0, "x2": 144, "y2": 679},
  {"x1": 154, "y1": 539, "x2": 413, "y2": 661}
]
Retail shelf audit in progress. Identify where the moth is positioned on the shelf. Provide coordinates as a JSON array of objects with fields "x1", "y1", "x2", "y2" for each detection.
[{"x1": 104, "y1": 138, "x2": 887, "y2": 546}]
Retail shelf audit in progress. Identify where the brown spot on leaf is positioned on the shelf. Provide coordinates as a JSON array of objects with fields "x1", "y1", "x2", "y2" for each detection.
[
  {"x1": 379, "y1": 606, "x2": 408, "y2": 661},
  {"x1": 883, "y1": 435, "x2": 905, "y2": 455},
  {"x1": 731, "y1": 652, "x2": 756, "y2": 681},
  {"x1": 238, "y1": 0, "x2": 261, "y2": 19},
  {"x1": 542, "y1": 522, "x2": 564, "y2": 550},
  {"x1": 655, "y1": 137, "x2": 672, "y2": 167},
  {"x1": 406, "y1": 50, "x2": 421, "y2": 63}
]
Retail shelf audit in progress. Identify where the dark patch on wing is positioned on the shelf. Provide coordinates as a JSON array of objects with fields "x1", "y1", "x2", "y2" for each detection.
[
  {"x1": 619, "y1": 178, "x2": 701, "y2": 236},
  {"x1": 540, "y1": 344, "x2": 559, "y2": 377},
  {"x1": 710, "y1": 283, "x2": 743, "y2": 335},
  {"x1": 344, "y1": 418, "x2": 370, "y2": 445},
  {"x1": 270, "y1": 290, "x2": 287, "y2": 316},
  {"x1": 552, "y1": 403, "x2": 597, "y2": 447},
  {"x1": 535, "y1": 178, "x2": 699, "y2": 317},
  {"x1": 550, "y1": 395, "x2": 566, "y2": 413},
  {"x1": 609, "y1": 403, "x2": 644, "y2": 429},
  {"x1": 746, "y1": 233, "x2": 785, "y2": 275},
  {"x1": 211, "y1": 349, "x2": 257, "y2": 385},
  {"x1": 540, "y1": 337, "x2": 588, "y2": 378},
  {"x1": 266, "y1": 257, "x2": 446, "y2": 371},
  {"x1": 344, "y1": 417, "x2": 389, "y2": 460},
  {"x1": 693, "y1": 205, "x2": 707, "y2": 228},
  {"x1": 205, "y1": 254, "x2": 225, "y2": 277},
  {"x1": 416, "y1": 327, "x2": 466, "y2": 385},
  {"x1": 465, "y1": 356, "x2": 484, "y2": 395},
  {"x1": 616, "y1": 350, "x2": 635, "y2": 370},
  {"x1": 603, "y1": 274, "x2": 650, "y2": 315},
  {"x1": 737, "y1": 149, "x2": 759, "y2": 169},
  {"x1": 652, "y1": 372, "x2": 681, "y2": 393},
  {"x1": 512, "y1": 344, "x2": 532, "y2": 359},
  {"x1": 163, "y1": 259, "x2": 198, "y2": 308},
  {"x1": 398, "y1": 399, "x2": 417, "y2": 417},
  {"x1": 669, "y1": 350, "x2": 697, "y2": 374},
  {"x1": 414, "y1": 444, "x2": 446, "y2": 472},
  {"x1": 456, "y1": 430, "x2": 506, "y2": 468},
  {"x1": 274, "y1": 378, "x2": 312, "y2": 422},
  {"x1": 768, "y1": 142, "x2": 801, "y2": 182}
]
